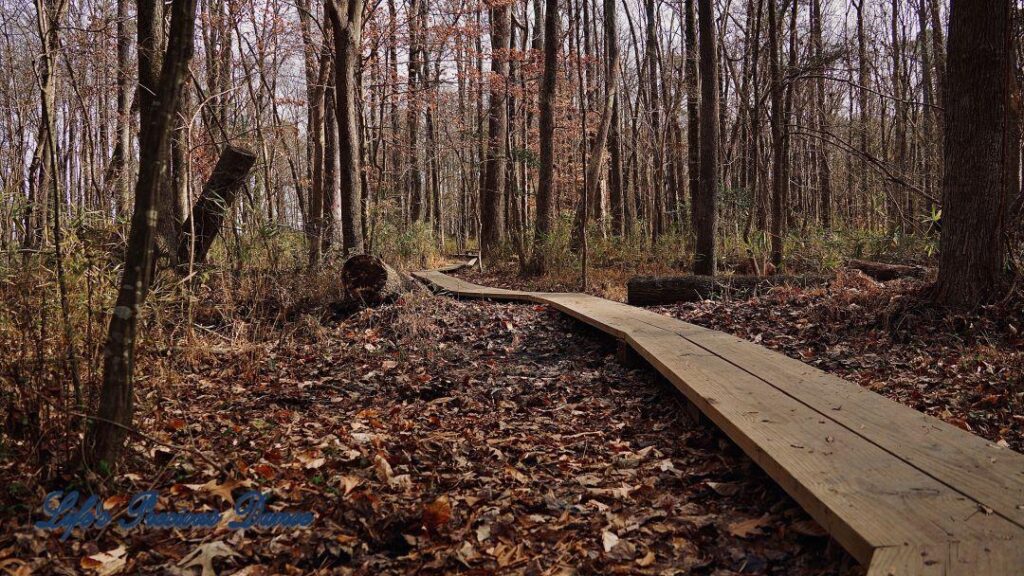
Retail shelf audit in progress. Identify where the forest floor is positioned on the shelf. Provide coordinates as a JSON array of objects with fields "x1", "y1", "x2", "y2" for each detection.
[
  {"x1": 0, "y1": 283, "x2": 859, "y2": 575},
  {"x1": 458, "y1": 263, "x2": 1024, "y2": 452}
]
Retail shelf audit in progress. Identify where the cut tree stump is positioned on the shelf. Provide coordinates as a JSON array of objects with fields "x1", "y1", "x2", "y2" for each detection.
[
  {"x1": 627, "y1": 274, "x2": 830, "y2": 306},
  {"x1": 341, "y1": 254, "x2": 417, "y2": 305},
  {"x1": 177, "y1": 145, "x2": 257, "y2": 266},
  {"x1": 845, "y1": 259, "x2": 930, "y2": 281}
]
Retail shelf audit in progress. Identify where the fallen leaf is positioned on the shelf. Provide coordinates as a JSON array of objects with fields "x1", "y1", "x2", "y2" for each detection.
[
  {"x1": 602, "y1": 530, "x2": 620, "y2": 552},
  {"x1": 0, "y1": 558, "x2": 31, "y2": 576},
  {"x1": 476, "y1": 523, "x2": 491, "y2": 542},
  {"x1": 636, "y1": 550, "x2": 656, "y2": 567},
  {"x1": 201, "y1": 479, "x2": 246, "y2": 505},
  {"x1": 505, "y1": 466, "x2": 529, "y2": 484},
  {"x1": 455, "y1": 541, "x2": 479, "y2": 566},
  {"x1": 374, "y1": 454, "x2": 393, "y2": 482},
  {"x1": 422, "y1": 496, "x2": 452, "y2": 534},
  {"x1": 706, "y1": 481, "x2": 741, "y2": 496},
  {"x1": 103, "y1": 495, "x2": 128, "y2": 510},
  {"x1": 341, "y1": 475, "x2": 361, "y2": 495},
  {"x1": 80, "y1": 546, "x2": 126, "y2": 576},
  {"x1": 178, "y1": 541, "x2": 238, "y2": 576},
  {"x1": 727, "y1": 516, "x2": 771, "y2": 539}
]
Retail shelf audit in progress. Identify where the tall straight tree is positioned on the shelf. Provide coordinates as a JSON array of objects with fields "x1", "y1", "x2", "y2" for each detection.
[
  {"x1": 326, "y1": 0, "x2": 365, "y2": 255},
  {"x1": 684, "y1": 0, "x2": 699, "y2": 237},
  {"x1": 481, "y1": 0, "x2": 511, "y2": 260},
  {"x1": 112, "y1": 0, "x2": 132, "y2": 215},
  {"x1": 644, "y1": 0, "x2": 665, "y2": 240},
  {"x1": 86, "y1": 0, "x2": 197, "y2": 469},
  {"x1": 935, "y1": 0, "x2": 1014, "y2": 306},
  {"x1": 605, "y1": 0, "x2": 624, "y2": 237},
  {"x1": 767, "y1": 0, "x2": 784, "y2": 267},
  {"x1": 692, "y1": 0, "x2": 718, "y2": 275},
  {"x1": 810, "y1": 0, "x2": 831, "y2": 231},
  {"x1": 406, "y1": 0, "x2": 424, "y2": 222},
  {"x1": 530, "y1": 0, "x2": 558, "y2": 274},
  {"x1": 581, "y1": 0, "x2": 620, "y2": 232}
]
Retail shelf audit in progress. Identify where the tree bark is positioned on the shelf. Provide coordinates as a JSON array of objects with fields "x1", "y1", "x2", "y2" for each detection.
[
  {"x1": 86, "y1": 0, "x2": 197, "y2": 470},
  {"x1": 177, "y1": 145, "x2": 257, "y2": 266},
  {"x1": 606, "y1": 0, "x2": 624, "y2": 237},
  {"x1": 684, "y1": 0, "x2": 700, "y2": 241},
  {"x1": 767, "y1": 0, "x2": 784, "y2": 267},
  {"x1": 341, "y1": 254, "x2": 416, "y2": 305},
  {"x1": 406, "y1": 0, "x2": 424, "y2": 222},
  {"x1": 693, "y1": 0, "x2": 718, "y2": 275},
  {"x1": 644, "y1": 0, "x2": 665, "y2": 240},
  {"x1": 112, "y1": 0, "x2": 132, "y2": 217},
  {"x1": 811, "y1": 0, "x2": 831, "y2": 231},
  {"x1": 326, "y1": 0, "x2": 366, "y2": 255},
  {"x1": 935, "y1": 0, "x2": 1014, "y2": 306},
  {"x1": 481, "y1": 1, "x2": 511, "y2": 260},
  {"x1": 854, "y1": 0, "x2": 871, "y2": 230},
  {"x1": 530, "y1": 0, "x2": 559, "y2": 274}
]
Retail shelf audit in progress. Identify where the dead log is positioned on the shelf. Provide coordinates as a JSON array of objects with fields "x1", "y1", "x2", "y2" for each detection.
[
  {"x1": 177, "y1": 145, "x2": 257, "y2": 266},
  {"x1": 341, "y1": 254, "x2": 417, "y2": 305},
  {"x1": 845, "y1": 259, "x2": 929, "y2": 281},
  {"x1": 627, "y1": 274, "x2": 830, "y2": 306}
]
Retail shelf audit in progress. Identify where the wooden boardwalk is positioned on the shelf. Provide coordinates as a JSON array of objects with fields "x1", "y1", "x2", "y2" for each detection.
[{"x1": 413, "y1": 265, "x2": 1024, "y2": 575}]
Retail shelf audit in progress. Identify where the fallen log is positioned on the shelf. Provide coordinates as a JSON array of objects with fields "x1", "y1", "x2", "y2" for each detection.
[
  {"x1": 341, "y1": 254, "x2": 418, "y2": 305},
  {"x1": 177, "y1": 145, "x2": 258, "y2": 266},
  {"x1": 845, "y1": 259, "x2": 929, "y2": 281},
  {"x1": 627, "y1": 274, "x2": 830, "y2": 306}
]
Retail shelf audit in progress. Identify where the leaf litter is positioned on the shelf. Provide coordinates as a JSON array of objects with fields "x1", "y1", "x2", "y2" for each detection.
[{"x1": 0, "y1": 290, "x2": 859, "y2": 574}]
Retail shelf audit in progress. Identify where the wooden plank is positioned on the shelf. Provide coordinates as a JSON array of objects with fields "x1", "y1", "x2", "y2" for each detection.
[
  {"x1": 653, "y1": 320, "x2": 1024, "y2": 529},
  {"x1": 413, "y1": 268, "x2": 1024, "y2": 575},
  {"x1": 625, "y1": 330, "x2": 1019, "y2": 563},
  {"x1": 867, "y1": 541, "x2": 1024, "y2": 576}
]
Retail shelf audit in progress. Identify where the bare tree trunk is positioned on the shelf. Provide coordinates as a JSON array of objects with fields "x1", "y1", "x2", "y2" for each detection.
[
  {"x1": 406, "y1": 0, "x2": 424, "y2": 222},
  {"x1": 86, "y1": 0, "x2": 197, "y2": 470},
  {"x1": 745, "y1": 0, "x2": 764, "y2": 239},
  {"x1": 481, "y1": 0, "x2": 511, "y2": 260},
  {"x1": 929, "y1": 0, "x2": 946, "y2": 110},
  {"x1": 768, "y1": 0, "x2": 784, "y2": 267},
  {"x1": 34, "y1": 0, "x2": 82, "y2": 408},
  {"x1": 684, "y1": 0, "x2": 699, "y2": 240},
  {"x1": 580, "y1": 3, "x2": 620, "y2": 235},
  {"x1": 935, "y1": 0, "x2": 1014, "y2": 306},
  {"x1": 606, "y1": 0, "x2": 624, "y2": 237},
  {"x1": 917, "y1": 0, "x2": 938, "y2": 224},
  {"x1": 113, "y1": 0, "x2": 132, "y2": 217},
  {"x1": 644, "y1": 0, "x2": 665, "y2": 241},
  {"x1": 811, "y1": 0, "x2": 831, "y2": 231},
  {"x1": 530, "y1": 0, "x2": 558, "y2": 274},
  {"x1": 854, "y1": 0, "x2": 871, "y2": 231},
  {"x1": 326, "y1": 0, "x2": 365, "y2": 255},
  {"x1": 298, "y1": 0, "x2": 329, "y2": 264},
  {"x1": 890, "y1": 0, "x2": 907, "y2": 233},
  {"x1": 170, "y1": 87, "x2": 191, "y2": 230},
  {"x1": 177, "y1": 145, "x2": 258, "y2": 266},
  {"x1": 323, "y1": 76, "x2": 341, "y2": 252},
  {"x1": 140, "y1": 0, "x2": 179, "y2": 264},
  {"x1": 693, "y1": 0, "x2": 718, "y2": 275}
]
